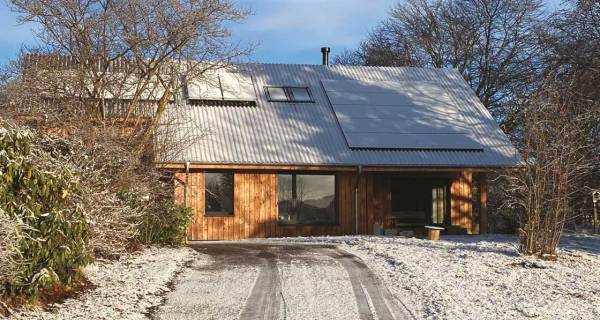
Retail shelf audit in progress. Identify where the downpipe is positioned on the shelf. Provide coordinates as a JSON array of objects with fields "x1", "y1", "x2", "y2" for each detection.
[
  {"x1": 184, "y1": 161, "x2": 190, "y2": 206},
  {"x1": 355, "y1": 165, "x2": 363, "y2": 235}
]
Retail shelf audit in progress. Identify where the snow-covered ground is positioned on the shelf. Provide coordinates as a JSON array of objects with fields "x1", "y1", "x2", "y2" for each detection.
[
  {"x1": 154, "y1": 243, "x2": 364, "y2": 320},
  {"x1": 8, "y1": 246, "x2": 199, "y2": 320},
  {"x1": 5, "y1": 234, "x2": 599, "y2": 320},
  {"x1": 277, "y1": 234, "x2": 600, "y2": 320},
  {"x1": 275, "y1": 247, "x2": 361, "y2": 319},
  {"x1": 154, "y1": 251, "x2": 260, "y2": 319}
]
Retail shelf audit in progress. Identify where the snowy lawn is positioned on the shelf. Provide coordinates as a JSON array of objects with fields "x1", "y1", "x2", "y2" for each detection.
[
  {"x1": 278, "y1": 234, "x2": 600, "y2": 320},
  {"x1": 7, "y1": 246, "x2": 199, "y2": 320}
]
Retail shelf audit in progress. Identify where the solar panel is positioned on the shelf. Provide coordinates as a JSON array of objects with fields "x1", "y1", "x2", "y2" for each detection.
[
  {"x1": 187, "y1": 70, "x2": 222, "y2": 100},
  {"x1": 187, "y1": 70, "x2": 256, "y2": 102},
  {"x1": 322, "y1": 79, "x2": 482, "y2": 151},
  {"x1": 219, "y1": 72, "x2": 257, "y2": 101}
]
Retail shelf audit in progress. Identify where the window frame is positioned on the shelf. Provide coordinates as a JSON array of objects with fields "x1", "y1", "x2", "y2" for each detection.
[
  {"x1": 264, "y1": 86, "x2": 315, "y2": 103},
  {"x1": 204, "y1": 171, "x2": 235, "y2": 217},
  {"x1": 288, "y1": 86, "x2": 314, "y2": 102},
  {"x1": 276, "y1": 172, "x2": 338, "y2": 226},
  {"x1": 430, "y1": 182, "x2": 450, "y2": 227},
  {"x1": 265, "y1": 86, "x2": 289, "y2": 102}
]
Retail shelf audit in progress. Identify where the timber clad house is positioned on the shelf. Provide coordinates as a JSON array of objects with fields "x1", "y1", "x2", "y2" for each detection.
[{"x1": 163, "y1": 50, "x2": 522, "y2": 241}]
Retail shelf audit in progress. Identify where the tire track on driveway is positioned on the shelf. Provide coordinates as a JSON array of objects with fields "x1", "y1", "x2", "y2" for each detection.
[
  {"x1": 159, "y1": 241, "x2": 412, "y2": 320},
  {"x1": 321, "y1": 248, "x2": 415, "y2": 320},
  {"x1": 239, "y1": 251, "x2": 281, "y2": 320}
]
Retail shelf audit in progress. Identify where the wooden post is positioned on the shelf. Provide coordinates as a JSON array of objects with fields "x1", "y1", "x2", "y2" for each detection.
[
  {"x1": 480, "y1": 174, "x2": 488, "y2": 234},
  {"x1": 425, "y1": 226, "x2": 444, "y2": 241},
  {"x1": 594, "y1": 205, "x2": 599, "y2": 235},
  {"x1": 593, "y1": 191, "x2": 599, "y2": 234}
]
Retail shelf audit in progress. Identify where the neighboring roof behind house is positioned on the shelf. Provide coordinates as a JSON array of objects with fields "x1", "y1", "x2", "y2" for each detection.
[{"x1": 167, "y1": 63, "x2": 522, "y2": 168}]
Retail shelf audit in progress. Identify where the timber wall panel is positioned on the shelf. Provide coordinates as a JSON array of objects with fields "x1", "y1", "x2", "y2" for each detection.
[
  {"x1": 358, "y1": 174, "x2": 368, "y2": 234},
  {"x1": 185, "y1": 170, "x2": 357, "y2": 240},
  {"x1": 364, "y1": 173, "x2": 392, "y2": 233},
  {"x1": 450, "y1": 171, "x2": 473, "y2": 234},
  {"x1": 181, "y1": 169, "x2": 479, "y2": 240}
]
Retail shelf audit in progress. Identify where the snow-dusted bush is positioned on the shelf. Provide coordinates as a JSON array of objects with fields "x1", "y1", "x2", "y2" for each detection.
[
  {"x1": 62, "y1": 138, "x2": 144, "y2": 257},
  {"x1": 0, "y1": 123, "x2": 92, "y2": 297},
  {"x1": 0, "y1": 213, "x2": 22, "y2": 297},
  {"x1": 135, "y1": 198, "x2": 192, "y2": 245}
]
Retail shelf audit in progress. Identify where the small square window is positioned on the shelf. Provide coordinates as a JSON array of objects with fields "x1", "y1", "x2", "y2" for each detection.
[
  {"x1": 266, "y1": 87, "x2": 289, "y2": 101},
  {"x1": 289, "y1": 87, "x2": 312, "y2": 102}
]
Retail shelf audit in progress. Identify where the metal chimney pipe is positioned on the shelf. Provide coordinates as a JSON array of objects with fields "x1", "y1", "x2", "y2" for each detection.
[{"x1": 321, "y1": 47, "x2": 330, "y2": 65}]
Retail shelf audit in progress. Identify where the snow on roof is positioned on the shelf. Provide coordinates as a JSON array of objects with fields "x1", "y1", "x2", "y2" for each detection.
[{"x1": 168, "y1": 63, "x2": 522, "y2": 168}]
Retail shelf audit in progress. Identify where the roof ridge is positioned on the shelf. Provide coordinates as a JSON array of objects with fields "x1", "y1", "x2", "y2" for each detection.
[{"x1": 234, "y1": 62, "x2": 456, "y2": 72}]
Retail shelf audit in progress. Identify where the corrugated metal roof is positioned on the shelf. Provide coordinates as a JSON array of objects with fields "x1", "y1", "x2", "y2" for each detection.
[{"x1": 167, "y1": 63, "x2": 522, "y2": 168}]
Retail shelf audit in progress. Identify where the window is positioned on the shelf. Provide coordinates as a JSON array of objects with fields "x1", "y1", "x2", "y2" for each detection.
[
  {"x1": 265, "y1": 87, "x2": 288, "y2": 101},
  {"x1": 289, "y1": 87, "x2": 312, "y2": 102},
  {"x1": 431, "y1": 184, "x2": 447, "y2": 225},
  {"x1": 205, "y1": 172, "x2": 234, "y2": 215},
  {"x1": 265, "y1": 86, "x2": 313, "y2": 102},
  {"x1": 278, "y1": 174, "x2": 336, "y2": 225}
]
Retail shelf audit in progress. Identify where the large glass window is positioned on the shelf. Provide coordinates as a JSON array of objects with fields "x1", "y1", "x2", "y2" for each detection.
[
  {"x1": 205, "y1": 172, "x2": 234, "y2": 215},
  {"x1": 278, "y1": 174, "x2": 336, "y2": 225}
]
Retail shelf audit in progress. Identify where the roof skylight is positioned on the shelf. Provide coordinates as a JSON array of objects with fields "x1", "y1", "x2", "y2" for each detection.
[{"x1": 265, "y1": 86, "x2": 313, "y2": 103}]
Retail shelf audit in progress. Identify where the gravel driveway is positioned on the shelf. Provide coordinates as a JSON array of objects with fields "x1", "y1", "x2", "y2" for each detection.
[{"x1": 152, "y1": 241, "x2": 413, "y2": 320}]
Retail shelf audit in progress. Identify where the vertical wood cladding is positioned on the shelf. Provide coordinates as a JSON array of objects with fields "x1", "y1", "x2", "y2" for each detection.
[
  {"x1": 177, "y1": 170, "x2": 356, "y2": 240},
  {"x1": 450, "y1": 171, "x2": 474, "y2": 234},
  {"x1": 176, "y1": 169, "x2": 482, "y2": 240}
]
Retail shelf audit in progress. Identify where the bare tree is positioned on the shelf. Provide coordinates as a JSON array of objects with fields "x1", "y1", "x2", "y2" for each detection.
[
  {"x1": 538, "y1": 0, "x2": 600, "y2": 227},
  {"x1": 500, "y1": 74, "x2": 596, "y2": 256},
  {"x1": 4, "y1": 0, "x2": 249, "y2": 160},
  {"x1": 334, "y1": 0, "x2": 545, "y2": 127},
  {"x1": 0, "y1": 0, "x2": 250, "y2": 254}
]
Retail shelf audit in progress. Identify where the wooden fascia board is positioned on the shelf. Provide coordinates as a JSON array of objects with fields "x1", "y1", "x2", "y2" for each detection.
[
  {"x1": 158, "y1": 163, "x2": 358, "y2": 171},
  {"x1": 158, "y1": 162, "x2": 525, "y2": 173},
  {"x1": 360, "y1": 166, "x2": 525, "y2": 173}
]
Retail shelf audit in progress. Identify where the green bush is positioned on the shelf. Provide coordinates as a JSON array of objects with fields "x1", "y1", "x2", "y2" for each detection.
[
  {"x1": 0, "y1": 124, "x2": 93, "y2": 297},
  {"x1": 135, "y1": 198, "x2": 193, "y2": 246}
]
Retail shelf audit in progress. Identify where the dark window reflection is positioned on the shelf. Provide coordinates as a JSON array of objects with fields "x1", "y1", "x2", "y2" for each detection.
[
  {"x1": 278, "y1": 174, "x2": 336, "y2": 225},
  {"x1": 205, "y1": 172, "x2": 234, "y2": 215}
]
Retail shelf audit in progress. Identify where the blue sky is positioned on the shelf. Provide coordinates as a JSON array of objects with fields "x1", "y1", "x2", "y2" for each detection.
[
  {"x1": 0, "y1": 0, "x2": 563, "y2": 66},
  {"x1": 0, "y1": 0, "x2": 396, "y2": 65}
]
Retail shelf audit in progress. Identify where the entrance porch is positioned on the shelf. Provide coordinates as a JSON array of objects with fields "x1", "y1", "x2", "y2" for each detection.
[{"x1": 359, "y1": 171, "x2": 487, "y2": 236}]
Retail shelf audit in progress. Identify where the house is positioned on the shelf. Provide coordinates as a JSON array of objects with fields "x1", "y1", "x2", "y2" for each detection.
[{"x1": 159, "y1": 49, "x2": 522, "y2": 240}]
